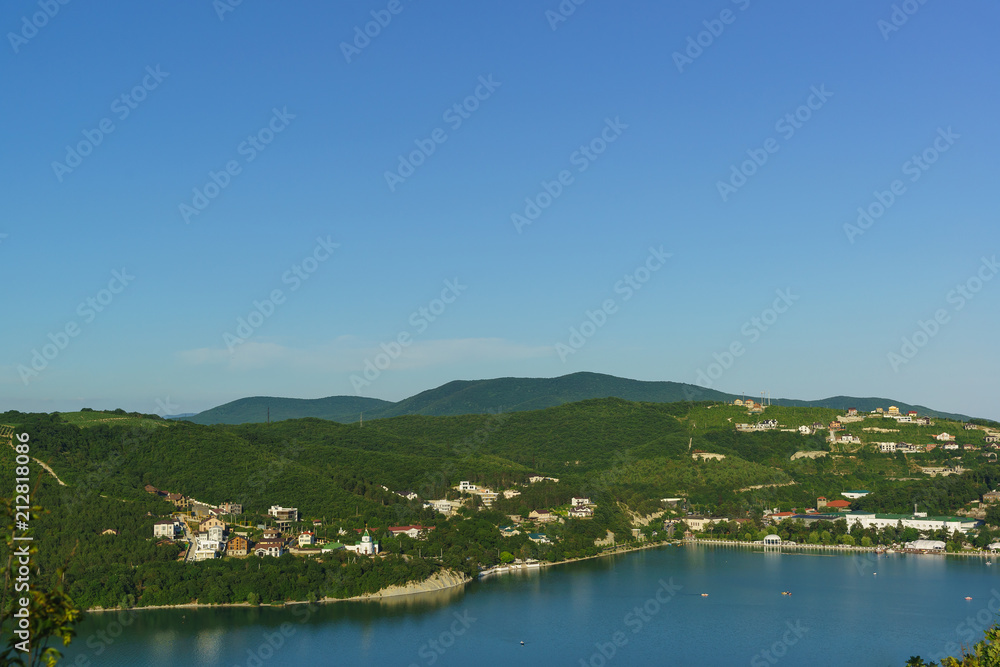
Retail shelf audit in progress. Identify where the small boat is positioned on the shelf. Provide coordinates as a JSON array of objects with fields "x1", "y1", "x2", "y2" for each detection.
[
  {"x1": 965, "y1": 597, "x2": 973, "y2": 600},
  {"x1": 781, "y1": 591, "x2": 791, "y2": 596},
  {"x1": 700, "y1": 593, "x2": 709, "y2": 597}
]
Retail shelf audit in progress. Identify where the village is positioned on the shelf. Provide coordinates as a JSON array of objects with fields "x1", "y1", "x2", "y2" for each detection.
[
  {"x1": 138, "y1": 400, "x2": 1000, "y2": 569},
  {"x1": 144, "y1": 475, "x2": 602, "y2": 565},
  {"x1": 723, "y1": 399, "x2": 1000, "y2": 462}
]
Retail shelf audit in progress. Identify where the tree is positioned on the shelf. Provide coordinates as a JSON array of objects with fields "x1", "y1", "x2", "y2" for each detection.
[{"x1": 1, "y1": 494, "x2": 82, "y2": 667}]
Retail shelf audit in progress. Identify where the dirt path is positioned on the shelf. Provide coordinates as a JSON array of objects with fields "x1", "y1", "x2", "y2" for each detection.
[{"x1": 2, "y1": 426, "x2": 67, "y2": 486}]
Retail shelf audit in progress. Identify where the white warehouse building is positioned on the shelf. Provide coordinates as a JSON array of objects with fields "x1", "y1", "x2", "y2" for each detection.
[{"x1": 842, "y1": 512, "x2": 979, "y2": 534}]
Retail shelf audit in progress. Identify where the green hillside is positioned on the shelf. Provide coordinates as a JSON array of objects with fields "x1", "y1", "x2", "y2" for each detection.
[{"x1": 3, "y1": 397, "x2": 995, "y2": 612}]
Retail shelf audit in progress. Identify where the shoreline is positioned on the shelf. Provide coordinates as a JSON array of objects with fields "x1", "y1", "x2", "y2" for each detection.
[
  {"x1": 86, "y1": 538, "x2": 994, "y2": 613},
  {"x1": 691, "y1": 537, "x2": 1000, "y2": 557},
  {"x1": 86, "y1": 569, "x2": 473, "y2": 614}
]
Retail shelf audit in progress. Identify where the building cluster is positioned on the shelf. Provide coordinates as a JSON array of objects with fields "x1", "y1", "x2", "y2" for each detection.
[{"x1": 455, "y1": 480, "x2": 499, "y2": 507}]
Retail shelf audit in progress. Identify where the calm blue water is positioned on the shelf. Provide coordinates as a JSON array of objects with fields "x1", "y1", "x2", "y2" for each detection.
[{"x1": 61, "y1": 545, "x2": 1000, "y2": 666}]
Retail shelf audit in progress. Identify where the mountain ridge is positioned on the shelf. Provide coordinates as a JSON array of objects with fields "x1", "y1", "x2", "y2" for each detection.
[{"x1": 184, "y1": 372, "x2": 974, "y2": 425}]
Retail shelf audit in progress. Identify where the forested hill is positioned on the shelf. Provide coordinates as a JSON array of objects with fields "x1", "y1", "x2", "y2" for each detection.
[{"x1": 186, "y1": 372, "x2": 972, "y2": 425}]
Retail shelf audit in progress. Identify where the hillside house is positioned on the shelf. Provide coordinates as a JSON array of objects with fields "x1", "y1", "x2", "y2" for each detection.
[
  {"x1": 387, "y1": 525, "x2": 434, "y2": 539},
  {"x1": 569, "y1": 506, "x2": 594, "y2": 518},
  {"x1": 220, "y1": 502, "x2": 243, "y2": 515},
  {"x1": 254, "y1": 539, "x2": 284, "y2": 557},
  {"x1": 268, "y1": 506, "x2": 298, "y2": 525},
  {"x1": 227, "y1": 535, "x2": 250, "y2": 556},
  {"x1": 847, "y1": 408, "x2": 858, "y2": 416},
  {"x1": 528, "y1": 475, "x2": 560, "y2": 484},
  {"x1": 965, "y1": 423, "x2": 978, "y2": 430},
  {"x1": 153, "y1": 520, "x2": 182, "y2": 539},
  {"x1": 427, "y1": 499, "x2": 463, "y2": 515},
  {"x1": 298, "y1": 532, "x2": 315, "y2": 547},
  {"x1": 571, "y1": 497, "x2": 592, "y2": 507},
  {"x1": 529, "y1": 510, "x2": 558, "y2": 523},
  {"x1": 166, "y1": 493, "x2": 189, "y2": 510},
  {"x1": 528, "y1": 533, "x2": 551, "y2": 544},
  {"x1": 935, "y1": 432, "x2": 955, "y2": 442},
  {"x1": 201, "y1": 517, "x2": 225, "y2": 532}
]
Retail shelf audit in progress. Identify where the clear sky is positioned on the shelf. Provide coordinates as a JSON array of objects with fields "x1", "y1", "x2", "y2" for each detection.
[{"x1": 2, "y1": 1, "x2": 998, "y2": 419}]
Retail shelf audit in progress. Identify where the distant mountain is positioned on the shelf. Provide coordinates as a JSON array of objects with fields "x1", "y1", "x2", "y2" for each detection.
[
  {"x1": 185, "y1": 372, "x2": 974, "y2": 425},
  {"x1": 188, "y1": 395, "x2": 393, "y2": 425}
]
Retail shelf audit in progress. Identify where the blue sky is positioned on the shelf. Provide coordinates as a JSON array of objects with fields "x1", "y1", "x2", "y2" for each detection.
[{"x1": 2, "y1": 1, "x2": 998, "y2": 419}]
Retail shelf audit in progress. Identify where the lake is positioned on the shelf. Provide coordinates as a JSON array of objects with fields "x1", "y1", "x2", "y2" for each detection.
[{"x1": 61, "y1": 544, "x2": 1000, "y2": 666}]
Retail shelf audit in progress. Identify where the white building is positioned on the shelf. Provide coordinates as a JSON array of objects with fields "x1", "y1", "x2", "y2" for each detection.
[
  {"x1": 842, "y1": 512, "x2": 979, "y2": 534},
  {"x1": 345, "y1": 528, "x2": 380, "y2": 555},
  {"x1": 571, "y1": 497, "x2": 591, "y2": 507},
  {"x1": 268, "y1": 506, "x2": 299, "y2": 524},
  {"x1": 458, "y1": 481, "x2": 478, "y2": 492},
  {"x1": 254, "y1": 539, "x2": 284, "y2": 557},
  {"x1": 298, "y1": 532, "x2": 315, "y2": 547},
  {"x1": 907, "y1": 540, "x2": 946, "y2": 551},
  {"x1": 153, "y1": 520, "x2": 182, "y2": 539},
  {"x1": 427, "y1": 499, "x2": 463, "y2": 516},
  {"x1": 841, "y1": 490, "x2": 869, "y2": 499}
]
